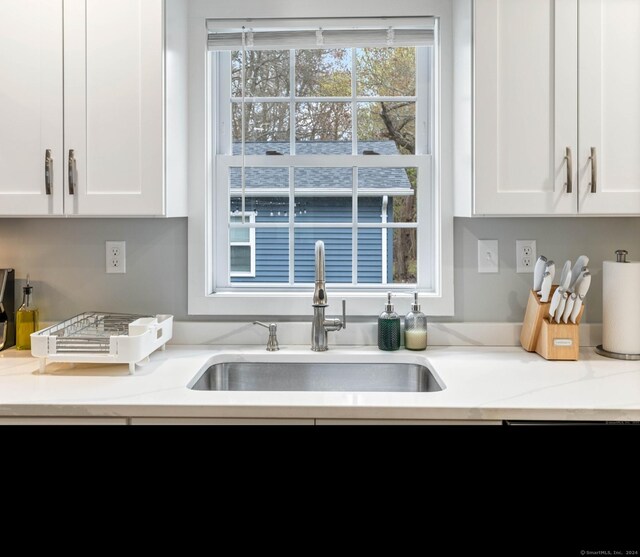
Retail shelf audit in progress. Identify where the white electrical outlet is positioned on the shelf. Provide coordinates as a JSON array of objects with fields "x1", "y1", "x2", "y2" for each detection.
[
  {"x1": 516, "y1": 240, "x2": 536, "y2": 273},
  {"x1": 478, "y1": 239, "x2": 499, "y2": 273},
  {"x1": 106, "y1": 241, "x2": 126, "y2": 274}
]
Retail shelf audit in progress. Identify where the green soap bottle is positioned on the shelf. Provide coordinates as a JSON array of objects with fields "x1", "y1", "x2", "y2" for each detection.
[
  {"x1": 16, "y1": 275, "x2": 39, "y2": 351},
  {"x1": 378, "y1": 292, "x2": 401, "y2": 351}
]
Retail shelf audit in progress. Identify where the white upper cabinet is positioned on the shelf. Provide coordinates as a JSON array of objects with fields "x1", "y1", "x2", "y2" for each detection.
[
  {"x1": 578, "y1": 0, "x2": 640, "y2": 215},
  {"x1": 0, "y1": 0, "x2": 64, "y2": 215},
  {"x1": 463, "y1": 0, "x2": 640, "y2": 216},
  {"x1": 473, "y1": 0, "x2": 577, "y2": 216},
  {"x1": 0, "y1": 0, "x2": 187, "y2": 217}
]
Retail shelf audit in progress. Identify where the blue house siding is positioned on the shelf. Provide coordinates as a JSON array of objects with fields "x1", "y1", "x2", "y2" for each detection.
[{"x1": 231, "y1": 196, "x2": 387, "y2": 283}]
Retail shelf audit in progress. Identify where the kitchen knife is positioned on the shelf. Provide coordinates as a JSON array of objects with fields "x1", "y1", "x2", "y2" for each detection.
[
  {"x1": 559, "y1": 260, "x2": 572, "y2": 291},
  {"x1": 549, "y1": 260, "x2": 572, "y2": 319},
  {"x1": 549, "y1": 286, "x2": 562, "y2": 318},
  {"x1": 533, "y1": 255, "x2": 548, "y2": 291},
  {"x1": 539, "y1": 271, "x2": 552, "y2": 302},
  {"x1": 544, "y1": 260, "x2": 556, "y2": 285},
  {"x1": 569, "y1": 255, "x2": 589, "y2": 291},
  {"x1": 562, "y1": 292, "x2": 577, "y2": 323},
  {"x1": 555, "y1": 291, "x2": 569, "y2": 323},
  {"x1": 570, "y1": 272, "x2": 592, "y2": 323}
]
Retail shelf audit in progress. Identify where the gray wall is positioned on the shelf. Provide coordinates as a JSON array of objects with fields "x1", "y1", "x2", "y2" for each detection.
[{"x1": 1, "y1": 217, "x2": 638, "y2": 322}]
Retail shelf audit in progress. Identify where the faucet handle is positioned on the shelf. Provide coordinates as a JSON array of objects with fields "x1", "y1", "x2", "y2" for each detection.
[
  {"x1": 342, "y1": 299, "x2": 347, "y2": 329},
  {"x1": 253, "y1": 321, "x2": 280, "y2": 351}
]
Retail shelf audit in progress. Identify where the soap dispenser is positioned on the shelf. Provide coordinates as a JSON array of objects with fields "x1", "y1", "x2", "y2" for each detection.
[
  {"x1": 378, "y1": 292, "x2": 401, "y2": 351},
  {"x1": 404, "y1": 292, "x2": 428, "y2": 350},
  {"x1": 16, "y1": 274, "x2": 39, "y2": 351}
]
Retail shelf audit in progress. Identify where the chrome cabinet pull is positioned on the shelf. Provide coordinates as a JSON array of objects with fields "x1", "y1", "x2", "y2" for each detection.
[
  {"x1": 68, "y1": 149, "x2": 77, "y2": 195},
  {"x1": 588, "y1": 147, "x2": 597, "y2": 193},
  {"x1": 564, "y1": 147, "x2": 573, "y2": 193},
  {"x1": 45, "y1": 149, "x2": 53, "y2": 195}
]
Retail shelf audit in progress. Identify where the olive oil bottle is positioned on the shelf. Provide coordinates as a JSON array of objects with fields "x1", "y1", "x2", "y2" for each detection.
[{"x1": 16, "y1": 275, "x2": 39, "y2": 351}]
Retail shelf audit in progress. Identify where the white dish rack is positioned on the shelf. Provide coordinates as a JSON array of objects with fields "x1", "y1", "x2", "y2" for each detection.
[{"x1": 31, "y1": 312, "x2": 173, "y2": 374}]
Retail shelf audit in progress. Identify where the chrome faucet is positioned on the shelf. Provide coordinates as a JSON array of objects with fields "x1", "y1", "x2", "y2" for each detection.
[{"x1": 311, "y1": 241, "x2": 346, "y2": 351}]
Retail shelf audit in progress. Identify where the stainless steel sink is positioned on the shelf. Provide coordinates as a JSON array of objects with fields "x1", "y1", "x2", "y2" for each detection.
[{"x1": 189, "y1": 361, "x2": 443, "y2": 392}]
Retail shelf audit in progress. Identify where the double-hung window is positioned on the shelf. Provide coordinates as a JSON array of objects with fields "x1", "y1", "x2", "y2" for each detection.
[{"x1": 189, "y1": 11, "x2": 454, "y2": 316}]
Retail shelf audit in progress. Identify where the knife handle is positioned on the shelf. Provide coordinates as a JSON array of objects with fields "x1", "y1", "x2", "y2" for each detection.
[
  {"x1": 570, "y1": 297, "x2": 584, "y2": 324},
  {"x1": 562, "y1": 294, "x2": 576, "y2": 323}
]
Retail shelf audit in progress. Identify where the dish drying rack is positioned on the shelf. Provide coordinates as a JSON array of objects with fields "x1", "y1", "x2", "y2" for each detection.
[{"x1": 30, "y1": 312, "x2": 173, "y2": 374}]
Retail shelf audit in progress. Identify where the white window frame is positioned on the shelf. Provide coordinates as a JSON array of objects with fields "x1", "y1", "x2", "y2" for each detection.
[
  {"x1": 187, "y1": 0, "x2": 454, "y2": 317},
  {"x1": 229, "y1": 211, "x2": 256, "y2": 278}
]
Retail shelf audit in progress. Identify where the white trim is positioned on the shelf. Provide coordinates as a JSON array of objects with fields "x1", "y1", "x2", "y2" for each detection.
[{"x1": 188, "y1": 0, "x2": 455, "y2": 317}]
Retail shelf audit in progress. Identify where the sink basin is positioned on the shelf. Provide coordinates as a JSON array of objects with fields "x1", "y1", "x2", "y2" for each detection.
[{"x1": 189, "y1": 361, "x2": 444, "y2": 393}]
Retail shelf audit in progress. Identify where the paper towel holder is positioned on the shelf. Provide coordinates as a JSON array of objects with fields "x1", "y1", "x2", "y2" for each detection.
[{"x1": 597, "y1": 248, "x2": 640, "y2": 360}]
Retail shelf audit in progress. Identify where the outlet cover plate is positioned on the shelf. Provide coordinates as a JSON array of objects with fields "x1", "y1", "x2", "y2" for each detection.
[
  {"x1": 478, "y1": 239, "x2": 499, "y2": 273},
  {"x1": 106, "y1": 241, "x2": 126, "y2": 274},
  {"x1": 516, "y1": 240, "x2": 537, "y2": 273}
]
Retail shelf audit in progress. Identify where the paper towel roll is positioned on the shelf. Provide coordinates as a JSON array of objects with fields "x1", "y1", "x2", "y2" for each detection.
[{"x1": 603, "y1": 260, "x2": 640, "y2": 354}]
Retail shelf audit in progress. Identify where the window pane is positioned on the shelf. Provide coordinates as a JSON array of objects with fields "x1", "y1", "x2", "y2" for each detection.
[
  {"x1": 357, "y1": 101, "x2": 415, "y2": 155},
  {"x1": 294, "y1": 228, "x2": 352, "y2": 283},
  {"x1": 229, "y1": 226, "x2": 250, "y2": 243},
  {"x1": 295, "y1": 49, "x2": 351, "y2": 97},
  {"x1": 294, "y1": 167, "x2": 352, "y2": 222},
  {"x1": 357, "y1": 228, "x2": 383, "y2": 284},
  {"x1": 230, "y1": 196, "x2": 289, "y2": 222},
  {"x1": 358, "y1": 167, "x2": 416, "y2": 223},
  {"x1": 231, "y1": 228, "x2": 289, "y2": 284},
  {"x1": 230, "y1": 245, "x2": 251, "y2": 273},
  {"x1": 391, "y1": 228, "x2": 417, "y2": 284},
  {"x1": 230, "y1": 166, "x2": 289, "y2": 192},
  {"x1": 295, "y1": 102, "x2": 351, "y2": 144},
  {"x1": 232, "y1": 102, "x2": 290, "y2": 152},
  {"x1": 357, "y1": 196, "x2": 384, "y2": 223},
  {"x1": 355, "y1": 47, "x2": 416, "y2": 97},
  {"x1": 232, "y1": 50, "x2": 290, "y2": 97}
]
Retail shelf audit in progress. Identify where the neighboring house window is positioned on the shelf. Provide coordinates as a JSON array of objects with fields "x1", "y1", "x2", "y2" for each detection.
[
  {"x1": 188, "y1": 8, "x2": 454, "y2": 316},
  {"x1": 229, "y1": 212, "x2": 256, "y2": 278}
]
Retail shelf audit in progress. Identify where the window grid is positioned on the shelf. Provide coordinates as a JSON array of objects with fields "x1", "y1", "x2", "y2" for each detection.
[{"x1": 219, "y1": 46, "x2": 429, "y2": 290}]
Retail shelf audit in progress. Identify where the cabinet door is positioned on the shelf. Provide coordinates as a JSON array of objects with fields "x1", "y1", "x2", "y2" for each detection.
[
  {"x1": 578, "y1": 0, "x2": 640, "y2": 214},
  {"x1": 0, "y1": 0, "x2": 63, "y2": 215},
  {"x1": 64, "y1": 0, "x2": 164, "y2": 216},
  {"x1": 474, "y1": 0, "x2": 577, "y2": 215}
]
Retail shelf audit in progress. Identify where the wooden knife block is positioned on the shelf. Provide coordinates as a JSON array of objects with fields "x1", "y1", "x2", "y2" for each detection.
[{"x1": 520, "y1": 287, "x2": 584, "y2": 361}]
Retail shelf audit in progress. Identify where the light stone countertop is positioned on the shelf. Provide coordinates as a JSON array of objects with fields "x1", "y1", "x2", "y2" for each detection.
[{"x1": 0, "y1": 345, "x2": 639, "y2": 422}]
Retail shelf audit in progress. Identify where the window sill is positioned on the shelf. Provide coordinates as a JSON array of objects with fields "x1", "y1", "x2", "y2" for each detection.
[{"x1": 188, "y1": 289, "x2": 454, "y2": 317}]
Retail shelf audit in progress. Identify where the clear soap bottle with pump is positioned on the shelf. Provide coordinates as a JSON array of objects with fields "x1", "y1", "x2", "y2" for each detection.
[
  {"x1": 16, "y1": 275, "x2": 39, "y2": 351},
  {"x1": 404, "y1": 291, "x2": 427, "y2": 350},
  {"x1": 378, "y1": 292, "x2": 401, "y2": 351}
]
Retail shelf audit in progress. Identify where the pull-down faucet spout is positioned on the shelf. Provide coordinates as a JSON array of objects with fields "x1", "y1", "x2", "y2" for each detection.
[{"x1": 311, "y1": 241, "x2": 346, "y2": 351}]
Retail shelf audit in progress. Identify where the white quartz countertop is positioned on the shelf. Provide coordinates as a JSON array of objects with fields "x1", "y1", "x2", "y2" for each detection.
[{"x1": 1, "y1": 345, "x2": 639, "y2": 421}]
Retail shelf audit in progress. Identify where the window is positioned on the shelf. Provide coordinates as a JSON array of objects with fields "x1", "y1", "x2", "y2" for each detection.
[{"x1": 188, "y1": 7, "x2": 454, "y2": 316}]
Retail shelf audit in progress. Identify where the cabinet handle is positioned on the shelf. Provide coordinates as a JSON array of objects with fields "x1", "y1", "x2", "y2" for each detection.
[
  {"x1": 564, "y1": 147, "x2": 572, "y2": 193},
  {"x1": 45, "y1": 149, "x2": 53, "y2": 195},
  {"x1": 588, "y1": 147, "x2": 597, "y2": 193},
  {"x1": 68, "y1": 149, "x2": 77, "y2": 195}
]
